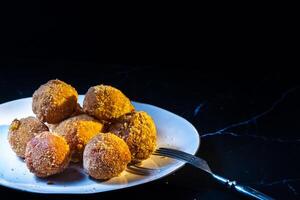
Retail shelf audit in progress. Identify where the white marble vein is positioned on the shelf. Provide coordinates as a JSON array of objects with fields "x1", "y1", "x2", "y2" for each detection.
[
  {"x1": 254, "y1": 178, "x2": 300, "y2": 196},
  {"x1": 200, "y1": 87, "x2": 300, "y2": 141}
]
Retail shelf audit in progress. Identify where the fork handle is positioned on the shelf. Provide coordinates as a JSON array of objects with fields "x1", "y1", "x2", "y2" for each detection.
[{"x1": 212, "y1": 174, "x2": 274, "y2": 200}]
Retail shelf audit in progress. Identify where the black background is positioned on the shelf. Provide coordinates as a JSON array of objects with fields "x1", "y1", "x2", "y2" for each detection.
[{"x1": 0, "y1": 3, "x2": 299, "y2": 200}]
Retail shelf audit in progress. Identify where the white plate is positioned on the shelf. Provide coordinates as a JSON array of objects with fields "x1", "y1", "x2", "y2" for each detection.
[{"x1": 0, "y1": 95, "x2": 200, "y2": 194}]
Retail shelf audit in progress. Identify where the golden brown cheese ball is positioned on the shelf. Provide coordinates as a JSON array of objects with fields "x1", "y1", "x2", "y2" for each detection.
[
  {"x1": 8, "y1": 117, "x2": 49, "y2": 158},
  {"x1": 25, "y1": 131, "x2": 70, "y2": 178},
  {"x1": 54, "y1": 114, "x2": 104, "y2": 162},
  {"x1": 32, "y1": 79, "x2": 78, "y2": 124},
  {"x1": 83, "y1": 133, "x2": 131, "y2": 180},
  {"x1": 108, "y1": 111, "x2": 157, "y2": 163},
  {"x1": 83, "y1": 85, "x2": 134, "y2": 121}
]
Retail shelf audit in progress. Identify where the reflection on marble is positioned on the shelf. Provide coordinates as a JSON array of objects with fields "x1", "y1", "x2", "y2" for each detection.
[{"x1": 193, "y1": 103, "x2": 205, "y2": 117}]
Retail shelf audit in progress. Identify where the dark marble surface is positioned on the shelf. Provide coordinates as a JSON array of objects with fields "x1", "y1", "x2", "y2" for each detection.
[{"x1": 0, "y1": 64, "x2": 299, "y2": 200}]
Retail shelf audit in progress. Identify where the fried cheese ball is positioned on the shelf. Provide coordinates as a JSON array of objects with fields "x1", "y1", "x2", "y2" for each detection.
[
  {"x1": 32, "y1": 79, "x2": 78, "y2": 124},
  {"x1": 54, "y1": 114, "x2": 104, "y2": 162},
  {"x1": 83, "y1": 85, "x2": 134, "y2": 121},
  {"x1": 25, "y1": 131, "x2": 70, "y2": 178},
  {"x1": 108, "y1": 111, "x2": 157, "y2": 163},
  {"x1": 83, "y1": 133, "x2": 131, "y2": 180},
  {"x1": 8, "y1": 116, "x2": 49, "y2": 158}
]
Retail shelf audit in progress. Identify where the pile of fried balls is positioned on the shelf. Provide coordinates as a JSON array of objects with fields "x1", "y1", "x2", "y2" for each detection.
[{"x1": 8, "y1": 80, "x2": 157, "y2": 180}]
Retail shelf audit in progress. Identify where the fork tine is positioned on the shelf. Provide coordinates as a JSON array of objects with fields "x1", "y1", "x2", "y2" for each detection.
[
  {"x1": 156, "y1": 148, "x2": 194, "y2": 161},
  {"x1": 153, "y1": 152, "x2": 189, "y2": 162},
  {"x1": 158, "y1": 147, "x2": 193, "y2": 156},
  {"x1": 153, "y1": 152, "x2": 186, "y2": 161},
  {"x1": 155, "y1": 151, "x2": 190, "y2": 161},
  {"x1": 155, "y1": 148, "x2": 189, "y2": 158},
  {"x1": 155, "y1": 149, "x2": 191, "y2": 162},
  {"x1": 159, "y1": 147, "x2": 193, "y2": 156},
  {"x1": 154, "y1": 150, "x2": 185, "y2": 158}
]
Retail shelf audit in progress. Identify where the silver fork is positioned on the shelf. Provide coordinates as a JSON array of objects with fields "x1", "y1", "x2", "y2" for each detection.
[{"x1": 154, "y1": 147, "x2": 274, "y2": 200}]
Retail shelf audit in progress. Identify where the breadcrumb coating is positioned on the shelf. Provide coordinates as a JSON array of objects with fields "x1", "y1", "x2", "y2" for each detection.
[
  {"x1": 32, "y1": 79, "x2": 78, "y2": 124},
  {"x1": 9, "y1": 80, "x2": 158, "y2": 180},
  {"x1": 83, "y1": 133, "x2": 131, "y2": 180},
  {"x1": 8, "y1": 117, "x2": 49, "y2": 158},
  {"x1": 25, "y1": 131, "x2": 70, "y2": 177},
  {"x1": 54, "y1": 114, "x2": 104, "y2": 162},
  {"x1": 108, "y1": 111, "x2": 157, "y2": 163},
  {"x1": 83, "y1": 85, "x2": 134, "y2": 121}
]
